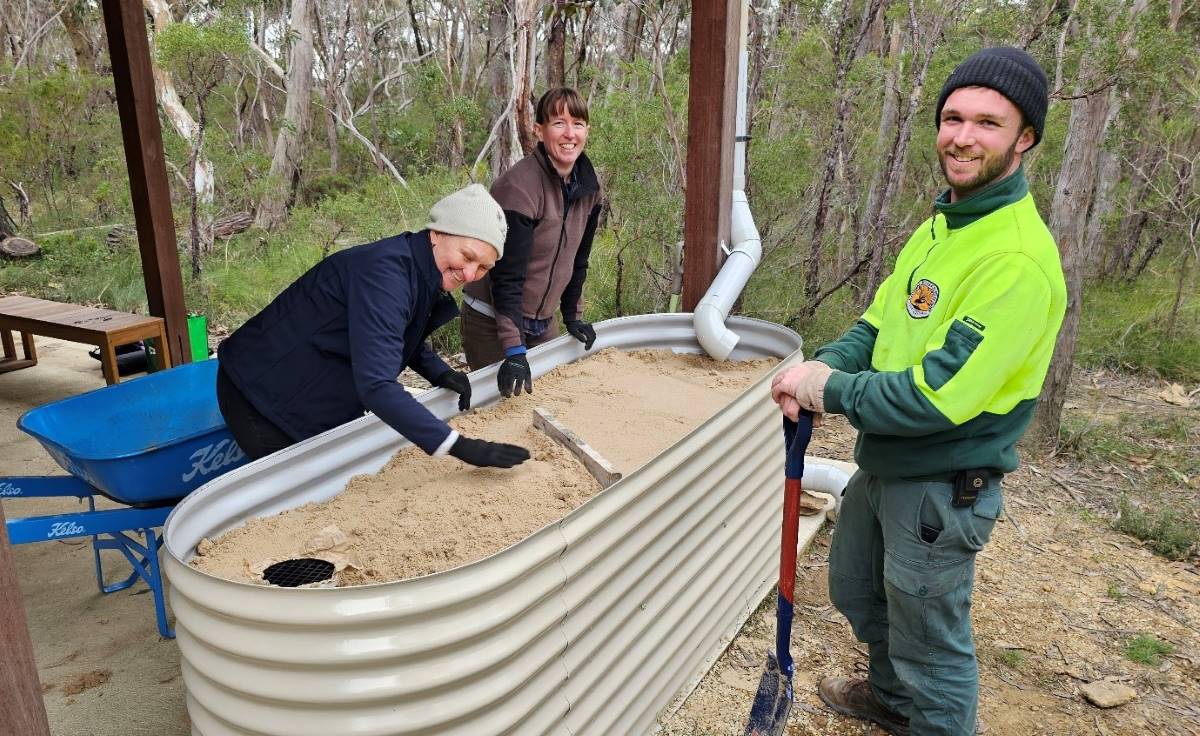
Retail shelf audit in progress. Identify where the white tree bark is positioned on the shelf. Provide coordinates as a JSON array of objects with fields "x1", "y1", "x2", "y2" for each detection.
[
  {"x1": 256, "y1": 0, "x2": 316, "y2": 230},
  {"x1": 512, "y1": 0, "x2": 538, "y2": 155},
  {"x1": 486, "y1": 0, "x2": 522, "y2": 176},
  {"x1": 143, "y1": 0, "x2": 214, "y2": 246}
]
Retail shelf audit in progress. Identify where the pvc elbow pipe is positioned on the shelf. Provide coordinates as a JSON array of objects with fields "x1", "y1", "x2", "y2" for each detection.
[
  {"x1": 694, "y1": 191, "x2": 762, "y2": 361},
  {"x1": 803, "y1": 461, "x2": 853, "y2": 512}
]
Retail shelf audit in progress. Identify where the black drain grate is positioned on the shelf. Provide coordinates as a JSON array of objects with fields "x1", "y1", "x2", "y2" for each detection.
[{"x1": 262, "y1": 558, "x2": 335, "y2": 587}]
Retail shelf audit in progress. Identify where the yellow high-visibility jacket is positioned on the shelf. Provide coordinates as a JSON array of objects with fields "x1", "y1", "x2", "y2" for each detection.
[{"x1": 817, "y1": 167, "x2": 1067, "y2": 478}]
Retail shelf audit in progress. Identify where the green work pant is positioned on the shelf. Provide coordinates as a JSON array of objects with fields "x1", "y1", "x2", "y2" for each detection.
[{"x1": 828, "y1": 470, "x2": 1003, "y2": 735}]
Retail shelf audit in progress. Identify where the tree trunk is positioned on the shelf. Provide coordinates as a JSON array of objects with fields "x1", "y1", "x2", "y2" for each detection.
[
  {"x1": 858, "y1": 18, "x2": 902, "y2": 259},
  {"x1": 1035, "y1": 0, "x2": 1147, "y2": 443},
  {"x1": 1032, "y1": 52, "x2": 1112, "y2": 444},
  {"x1": 513, "y1": 0, "x2": 538, "y2": 155},
  {"x1": 862, "y1": 0, "x2": 952, "y2": 306},
  {"x1": 488, "y1": 0, "x2": 521, "y2": 176},
  {"x1": 1166, "y1": 246, "x2": 1192, "y2": 336},
  {"x1": 572, "y1": 2, "x2": 593, "y2": 88},
  {"x1": 1084, "y1": 146, "x2": 1119, "y2": 275},
  {"x1": 314, "y1": 0, "x2": 349, "y2": 175},
  {"x1": 621, "y1": 0, "x2": 643, "y2": 64},
  {"x1": 187, "y1": 142, "x2": 201, "y2": 278},
  {"x1": 407, "y1": 0, "x2": 426, "y2": 56},
  {"x1": 257, "y1": 0, "x2": 316, "y2": 230},
  {"x1": 547, "y1": 0, "x2": 566, "y2": 88},
  {"x1": 802, "y1": 0, "x2": 883, "y2": 312},
  {"x1": 1081, "y1": 86, "x2": 1122, "y2": 275},
  {"x1": 60, "y1": 0, "x2": 96, "y2": 73},
  {"x1": 0, "y1": 14, "x2": 9, "y2": 66},
  {"x1": 143, "y1": 0, "x2": 215, "y2": 248}
]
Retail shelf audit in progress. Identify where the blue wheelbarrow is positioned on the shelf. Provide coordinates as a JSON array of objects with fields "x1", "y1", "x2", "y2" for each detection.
[{"x1": 2, "y1": 359, "x2": 247, "y2": 638}]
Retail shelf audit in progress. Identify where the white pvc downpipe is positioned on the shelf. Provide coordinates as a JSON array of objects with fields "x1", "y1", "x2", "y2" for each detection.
[{"x1": 694, "y1": 0, "x2": 762, "y2": 361}]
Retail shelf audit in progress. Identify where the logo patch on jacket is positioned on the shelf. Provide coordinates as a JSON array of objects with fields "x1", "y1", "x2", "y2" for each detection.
[{"x1": 906, "y1": 279, "x2": 939, "y2": 319}]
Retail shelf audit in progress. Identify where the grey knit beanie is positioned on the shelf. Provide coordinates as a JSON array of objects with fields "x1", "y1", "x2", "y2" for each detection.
[
  {"x1": 426, "y1": 184, "x2": 508, "y2": 258},
  {"x1": 935, "y1": 47, "x2": 1049, "y2": 147}
]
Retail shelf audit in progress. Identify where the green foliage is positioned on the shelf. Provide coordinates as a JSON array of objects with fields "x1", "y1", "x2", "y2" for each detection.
[
  {"x1": 0, "y1": 68, "x2": 124, "y2": 230},
  {"x1": 1115, "y1": 499, "x2": 1199, "y2": 561},
  {"x1": 155, "y1": 18, "x2": 248, "y2": 91},
  {"x1": 996, "y1": 649, "x2": 1026, "y2": 669},
  {"x1": 1076, "y1": 264, "x2": 1200, "y2": 382},
  {"x1": 1123, "y1": 634, "x2": 1175, "y2": 667},
  {"x1": 586, "y1": 58, "x2": 688, "y2": 317},
  {"x1": 0, "y1": 230, "x2": 145, "y2": 311},
  {"x1": 1106, "y1": 581, "x2": 1124, "y2": 600}
]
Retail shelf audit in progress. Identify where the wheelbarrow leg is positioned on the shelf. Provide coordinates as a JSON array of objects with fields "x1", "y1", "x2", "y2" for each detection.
[
  {"x1": 90, "y1": 528, "x2": 174, "y2": 639},
  {"x1": 143, "y1": 528, "x2": 174, "y2": 639}
]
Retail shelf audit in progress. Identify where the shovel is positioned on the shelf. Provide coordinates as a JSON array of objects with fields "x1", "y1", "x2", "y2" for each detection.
[{"x1": 743, "y1": 410, "x2": 814, "y2": 736}]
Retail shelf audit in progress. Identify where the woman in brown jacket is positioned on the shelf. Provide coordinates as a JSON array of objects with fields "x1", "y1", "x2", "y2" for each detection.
[{"x1": 460, "y1": 87, "x2": 603, "y2": 397}]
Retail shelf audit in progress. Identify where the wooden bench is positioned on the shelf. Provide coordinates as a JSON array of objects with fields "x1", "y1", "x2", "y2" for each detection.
[{"x1": 0, "y1": 295, "x2": 171, "y2": 385}]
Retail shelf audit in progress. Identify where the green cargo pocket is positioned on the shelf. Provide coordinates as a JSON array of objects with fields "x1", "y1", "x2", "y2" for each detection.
[{"x1": 883, "y1": 550, "x2": 972, "y2": 599}]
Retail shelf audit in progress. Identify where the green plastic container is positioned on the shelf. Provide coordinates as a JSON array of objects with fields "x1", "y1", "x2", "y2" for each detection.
[
  {"x1": 187, "y1": 313, "x2": 209, "y2": 362},
  {"x1": 146, "y1": 313, "x2": 208, "y2": 371}
]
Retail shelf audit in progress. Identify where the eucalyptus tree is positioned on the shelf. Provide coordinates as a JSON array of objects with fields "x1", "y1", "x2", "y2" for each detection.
[{"x1": 156, "y1": 16, "x2": 248, "y2": 276}]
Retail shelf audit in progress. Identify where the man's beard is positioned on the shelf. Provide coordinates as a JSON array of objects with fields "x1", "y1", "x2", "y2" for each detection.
[{"x1": 939, "y1": 137, "x2": 1018, "y2": 198}]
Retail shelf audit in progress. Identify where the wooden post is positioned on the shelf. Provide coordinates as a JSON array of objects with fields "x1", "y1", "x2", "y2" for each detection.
[
  {"x1": 0, "y1": 504, "x2": 51, "y2": 736},
  {"x1": 681, "y1": 0, "x2": 739, "y2": 311},
  {"x1": 100, "y1": 0, "x2": 192, "y2": 366}
]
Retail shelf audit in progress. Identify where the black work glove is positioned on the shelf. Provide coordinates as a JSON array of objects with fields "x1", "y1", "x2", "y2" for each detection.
[
  {"x1": 433, "y1": 369, "x2": 472, "y2": 411},
  {"x1": 565, "y1": 319, "x2": 597, "y2": 350},
  {"x1": 497, "y1": 354, "x2": 533, "y2": 397},
  {"x1": 448, "y1": 436, "x2": 530, "y2": 468}
]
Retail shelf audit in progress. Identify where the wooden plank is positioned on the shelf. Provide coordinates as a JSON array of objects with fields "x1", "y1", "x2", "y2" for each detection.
[
  {"x1": 0, "y1": 503, "x2": 52, "y2": 736},
  {"x1": 532, "y1": 408, "x2": 623, "y2": 489},
  {"x1": 100, "y1": 0, "x2": 192, "y2": 367},
  {"x1": 681, "y1": 0, "x2": 739, "y2": 311}
]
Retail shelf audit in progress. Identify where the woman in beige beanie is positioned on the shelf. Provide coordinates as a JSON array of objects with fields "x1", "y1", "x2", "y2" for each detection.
[{"x1": 216, "y1": 184, "x2": 529, "y2": 469}]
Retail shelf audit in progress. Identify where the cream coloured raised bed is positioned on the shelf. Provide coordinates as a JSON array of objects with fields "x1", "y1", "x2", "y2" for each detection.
[{"x1": 163, "y1": 313, "x2": 843, "y2": 736}]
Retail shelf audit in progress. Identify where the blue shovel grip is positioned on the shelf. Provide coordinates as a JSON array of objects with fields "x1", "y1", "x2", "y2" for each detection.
[{"x1": 782, "y1": 411, "x2": 813, "y2": 481}]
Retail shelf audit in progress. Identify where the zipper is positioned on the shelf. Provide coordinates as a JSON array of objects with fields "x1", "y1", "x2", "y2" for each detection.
[
  {"x1": 908, "y1": 208, "x2": 943, "y2": 293},
  {"x1": 535, "y1": 185, "x2": 571, "y2": 318}
]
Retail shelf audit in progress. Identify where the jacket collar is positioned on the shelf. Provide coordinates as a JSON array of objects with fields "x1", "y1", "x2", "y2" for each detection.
[
  {"x1": 410, "y1": 229, "x2": 443, "y2": 288},
  {"x1": 535, "y1": 142, "x2": 600, "y2": 203},
  {"x1": 935, "y1": 164, "x2": 1028, "y2": 230},
  {"x1": 411, "y1": 229, "x2": 459, "y2": 333}
]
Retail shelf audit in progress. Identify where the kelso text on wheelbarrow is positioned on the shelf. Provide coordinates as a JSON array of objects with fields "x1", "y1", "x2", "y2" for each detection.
[{"x1": 182, "y1": 439, "x2": 246, "y2": 483}]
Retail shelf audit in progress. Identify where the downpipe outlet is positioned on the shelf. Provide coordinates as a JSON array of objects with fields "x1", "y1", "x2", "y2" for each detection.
[{"x1": 694, "y1": 191, "x2": 762, "y2": 361}]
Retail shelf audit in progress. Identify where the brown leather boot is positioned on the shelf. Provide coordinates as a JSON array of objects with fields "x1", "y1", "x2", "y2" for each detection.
[{"x1": 818, "y1": 676, "x2": 910, "y2": 736}]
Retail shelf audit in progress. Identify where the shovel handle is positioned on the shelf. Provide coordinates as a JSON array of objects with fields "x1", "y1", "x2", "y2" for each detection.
[
  {"x1": 776, "y1": 410, "x2": 814, "y2": 679},
  {"x1": 782, "y1": 411, "x2": 813, "y2": 482}
]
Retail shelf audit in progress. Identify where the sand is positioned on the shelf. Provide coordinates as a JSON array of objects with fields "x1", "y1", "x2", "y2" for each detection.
[{"x1": 190, "y1": 348, "x2": 778, "y2": 586}]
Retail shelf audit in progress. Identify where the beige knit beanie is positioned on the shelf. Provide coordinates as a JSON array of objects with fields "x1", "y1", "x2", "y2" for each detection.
[{"x1": 426, "y1": 184, "x2": 508, "y2": 258}]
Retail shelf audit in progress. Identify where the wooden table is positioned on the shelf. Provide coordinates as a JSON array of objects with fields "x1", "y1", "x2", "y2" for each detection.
[{"x1": 0, "y1": 295, "x2": 171, "y2": 385}]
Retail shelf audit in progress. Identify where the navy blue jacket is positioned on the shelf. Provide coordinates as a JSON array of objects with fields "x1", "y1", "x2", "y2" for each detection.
[{"x1": 218, "y1": 230, "x2": 458, "y2": 453}]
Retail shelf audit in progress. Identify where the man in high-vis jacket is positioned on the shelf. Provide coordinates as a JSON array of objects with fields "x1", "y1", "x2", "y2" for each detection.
[{"x1": 772, "y1": 47, "x2": 1067, "y2": 735}]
